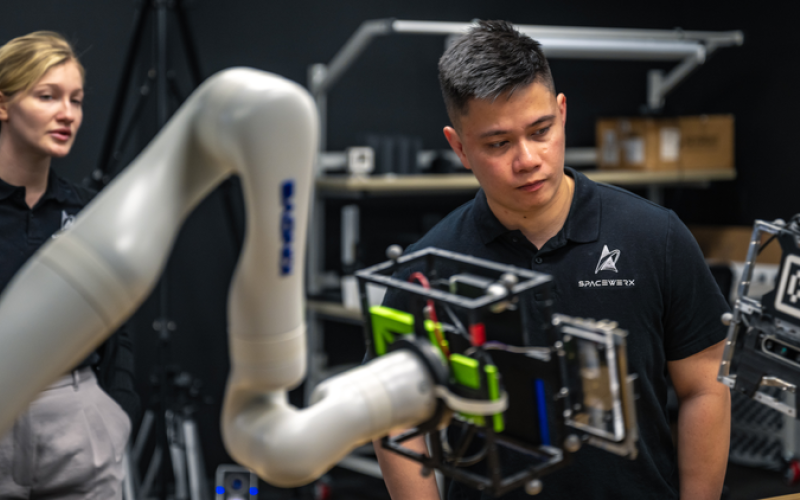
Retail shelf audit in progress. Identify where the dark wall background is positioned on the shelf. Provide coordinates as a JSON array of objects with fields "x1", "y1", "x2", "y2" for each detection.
[{"x1": 4, "y1": 0, "x2": 798, "y2": 480}]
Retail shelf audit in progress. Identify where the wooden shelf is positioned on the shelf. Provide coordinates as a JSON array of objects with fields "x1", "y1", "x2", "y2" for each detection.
[
  {"x1": 587, "y1": 168, "x2": 736, "y2": 185},
  {"x1": 316, "y1": 173, "x2": 479, "y2": 195},
  {"x1": 316, "y1": 168, "x2": 736, "y2": 195}
]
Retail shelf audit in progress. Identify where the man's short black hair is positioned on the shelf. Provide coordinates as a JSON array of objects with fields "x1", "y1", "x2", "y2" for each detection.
[{"x1": 438, "y1": 20, "x2": 555, "y2": 128}]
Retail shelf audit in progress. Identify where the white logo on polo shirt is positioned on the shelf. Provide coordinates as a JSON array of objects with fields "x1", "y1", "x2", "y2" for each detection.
[
  {"x1": 61, "y1": 210, "x2": 77, "y2": 231},
  {"x1": 52, "y1": 211, "x2": 77, "y2": 239},
  {"x1": 577, "y1": 244, "x2": 635, "y2": 288},
  {"x1": 595, "y1": 245, "x2": 620, "y2": 274}
]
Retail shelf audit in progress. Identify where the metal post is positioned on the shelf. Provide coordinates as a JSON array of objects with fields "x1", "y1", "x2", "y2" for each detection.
[
  {"x1": 647, "y1": 69, "x2": 665, "y2": 111},
  {"x1": 647, "y1": 53, "x2": 705, "y2": 111}
]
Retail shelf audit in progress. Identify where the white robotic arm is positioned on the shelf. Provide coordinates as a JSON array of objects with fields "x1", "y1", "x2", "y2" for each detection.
[
  {"x1": 0, "y1": 67, "x2": 639, "y2": 495},
  {"x1": 0, "y1": 68, "x2": 439, "y2": 486}
]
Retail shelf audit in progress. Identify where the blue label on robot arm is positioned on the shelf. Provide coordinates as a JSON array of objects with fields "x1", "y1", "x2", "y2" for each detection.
[{"x1": 280, "y1": 180, "x2": 295, "y2": 275}]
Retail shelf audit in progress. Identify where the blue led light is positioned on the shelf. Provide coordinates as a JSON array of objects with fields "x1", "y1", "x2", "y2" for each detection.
[
  {"x1": 250, "y1": 486, "x2": 259, "y2": 495},
  {"x1": 216, "y1": 486, "x2": 225, "y2": 495},
  {"x1": 535, "y1": 379, "x2": 551, "y2": 446}
]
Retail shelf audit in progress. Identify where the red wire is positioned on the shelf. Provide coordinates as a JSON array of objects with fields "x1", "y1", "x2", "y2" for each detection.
[
  {"x1": 408, "y1": 272, "x2": 431, "y2": 289},
  {"x1": 408, "y1": 272, "x2": 450, "y2": 358}
]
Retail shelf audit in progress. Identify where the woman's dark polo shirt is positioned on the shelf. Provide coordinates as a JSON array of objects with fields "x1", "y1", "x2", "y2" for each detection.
[
  {"x1": 0, "y1": 169, "x2": 92, "y2": 289},
  {"x1": 385, "y1": 167, "x2": 729, "y2": 499},
  {"x1": 0, "y1": 170, "x2": 140, "y2": 425}
]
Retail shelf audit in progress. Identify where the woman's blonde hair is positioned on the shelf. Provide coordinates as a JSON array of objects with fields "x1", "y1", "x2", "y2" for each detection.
[{"x1": 0, "y1": 31, "x2": 84, "y2": 99}]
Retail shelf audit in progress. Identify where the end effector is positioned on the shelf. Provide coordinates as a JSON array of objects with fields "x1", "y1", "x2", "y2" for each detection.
[{"x1": 719, "y1": 215, "x2": 800, "y2": 417}]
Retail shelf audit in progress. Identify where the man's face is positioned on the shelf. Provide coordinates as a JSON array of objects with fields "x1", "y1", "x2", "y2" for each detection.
[{"x1": 444, "y1": 81, "x2": 568, "y2": 219}]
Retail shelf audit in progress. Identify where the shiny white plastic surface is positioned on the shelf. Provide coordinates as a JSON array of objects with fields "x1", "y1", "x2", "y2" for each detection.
[
  {"x1": 0, "y1": 68, "x2": 437, "y2": 486},
  {"x1": 224, "y1": 348, "x2": 437, "y2": 485}
]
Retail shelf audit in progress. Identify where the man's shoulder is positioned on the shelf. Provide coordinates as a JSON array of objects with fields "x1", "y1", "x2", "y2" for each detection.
[
  {"x1": 595, "y1": 180, "x2": 670, "y2": 217},
  {"x1": 592, "y1": 180, "x2": 678, "y2": 235},
  {"x1": 588, "y1": 178, "x2": 705, "y2": 271}
]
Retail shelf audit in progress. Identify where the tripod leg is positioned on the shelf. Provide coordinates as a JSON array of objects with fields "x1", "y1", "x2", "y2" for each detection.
[
  {"x1": 173, "y1": 0, "x2": 204, "y2": 86},
  {"x1": 122, "y1": 448, "x2": 137, "y2": 500},
  {"x1": 131, "y1": 409, "x2": 154, "y2": 467},
  {"x1": 168, "y1": 411, "x2": 190, "y2": 500},
  {"x1": 94, "y1": 1, "x2": 152, "y2": 187},
  {"x1": 183, "y1": 416, "x2": 210, "y2": 500},
  {"x1": 102, "y1": 72, "x2": 156, "y2": 180},
  {"x1": 140, "y1": 446, "x2": 163, "y2": 500}
]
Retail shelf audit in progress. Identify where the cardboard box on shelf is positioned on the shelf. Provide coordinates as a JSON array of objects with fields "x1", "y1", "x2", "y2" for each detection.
[
  {"x1": 689, "y1": 225, "x2": 781, "y2": 265},
  {"x1": 597, "y1": 117, "x2": 679, "y2": 170},
  {"x1": 678, "y1": 115, "x2": 734, "y2": 171},
  {"x1": 597, "y1": 114, "x2": 734, "y2": 172}
]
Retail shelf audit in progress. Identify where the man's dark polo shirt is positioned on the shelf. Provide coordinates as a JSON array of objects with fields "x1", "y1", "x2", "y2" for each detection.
[{"x1": 385, "y1": 167, "x2": 729, "y2": 499}]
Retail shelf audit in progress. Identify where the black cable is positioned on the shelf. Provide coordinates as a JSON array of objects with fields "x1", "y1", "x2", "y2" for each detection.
[
  {"x1": 445, "y1": 423, "x2": 487, "y2": 467},
  {"x1": 758, "y1": 234, "x2": 777, "y2": 256},
  {"x1": 759, "y1": 214, "x2": 800, "y2": 256},
  {"x1": 442, "y1": 302, "x2": 470, "y2": 342}
]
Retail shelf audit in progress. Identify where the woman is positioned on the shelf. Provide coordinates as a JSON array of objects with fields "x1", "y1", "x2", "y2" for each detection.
[{"x1": 0, "y1": 31, "x2": 138, "y2": 499}]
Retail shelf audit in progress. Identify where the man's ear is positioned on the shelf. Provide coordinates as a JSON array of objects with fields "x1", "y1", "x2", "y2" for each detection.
[
  {"x1": 443, "y1": 126, "x2": 471, "y2": 171},
  {"x1": 0, "y1": 92, "x2": 8, "y2": 122},
  {"x1": 557, "y1": 93, "x2": 567, "y2": 127}
]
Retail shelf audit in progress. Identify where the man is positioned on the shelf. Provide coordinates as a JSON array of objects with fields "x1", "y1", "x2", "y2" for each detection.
[{"x1": 375, "y1": 20, "x2": 730, "y2": 500}]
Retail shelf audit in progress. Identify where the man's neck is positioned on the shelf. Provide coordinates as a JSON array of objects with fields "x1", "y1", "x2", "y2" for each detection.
[
  {"x1": 0, "y1": 134, "x2": 51, "y2": 208},
  {"x1": 488, "y1": 173, "x2": 575, "y2": 250}
]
